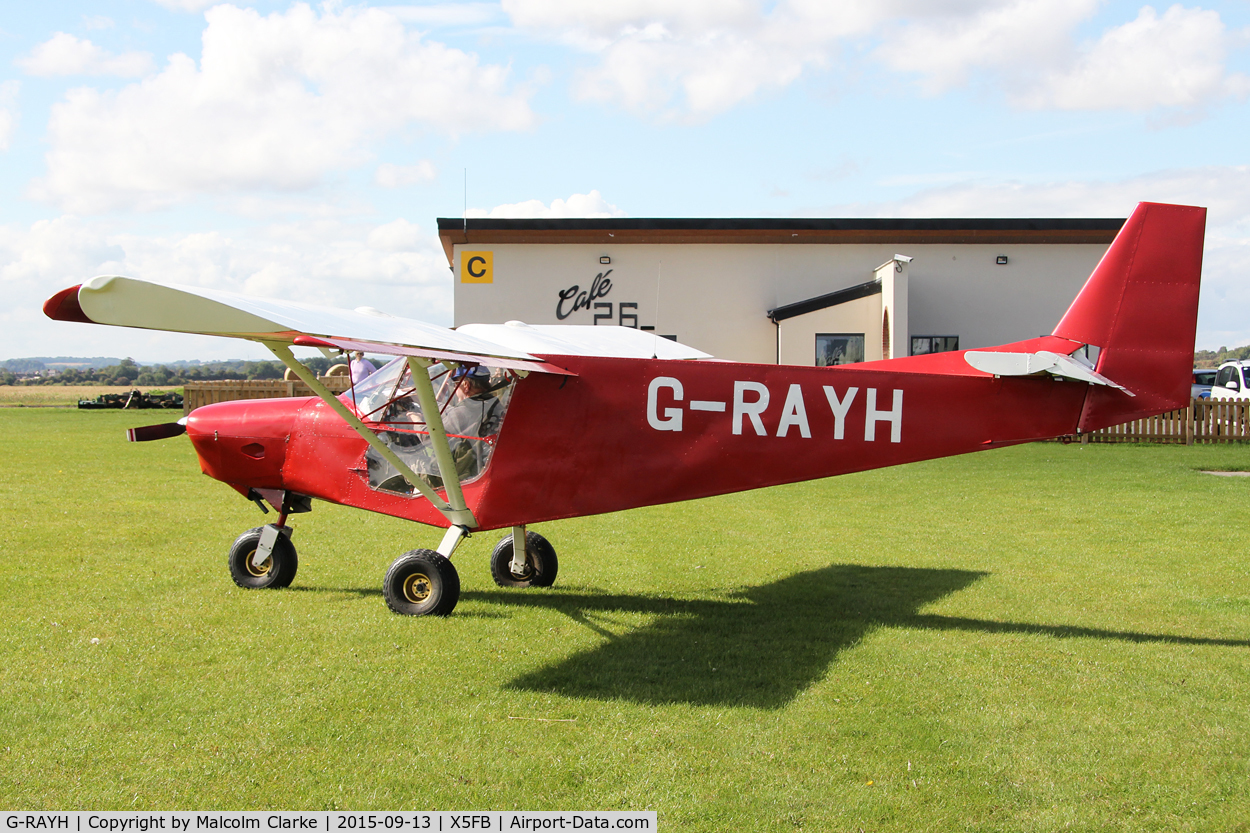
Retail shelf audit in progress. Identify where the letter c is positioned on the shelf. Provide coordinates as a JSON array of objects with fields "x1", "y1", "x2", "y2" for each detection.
[
  {"x1": 467, "y1": 256, "x2": 486, "y2": 278},
  {"x1": 647, "y1": 377, "x2": 683, "y2": 431}
]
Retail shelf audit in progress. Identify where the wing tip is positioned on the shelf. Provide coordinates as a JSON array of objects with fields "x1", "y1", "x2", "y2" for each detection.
[{"x1": 43, "y1": 285, "x2": 93, "y2": 323}]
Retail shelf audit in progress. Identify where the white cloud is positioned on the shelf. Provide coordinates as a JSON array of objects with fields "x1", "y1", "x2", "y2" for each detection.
[
  {"x1": 504, "y1": 0, "x2": 764, "y2": 42},
  {"x1": 507, "y1": 0, "x2": 850, "y2": 119},
  {"x1": 508, "y1": 0, "x2": 1249, "y2": 119},
  {"x1": 843, "y1": 166, "x2": 1250, "y2": 219},
  {"x1": 147, "y1": 0, "x2": 218, "y2": 12},
  {"x1": 874, "y1": 0, "x2": 1097, "y2": 93},
  {"x1": 16, "y1": 33, "x2": 154, "y2": 78},
  {"x1": 466, "y1": 189, "x2": 624, "y2": 218},
  {"x1": 0, "y1": 81, "x2": 18, "y2": 151},
  {"x1": 375, "y1": 160, "x2": 438, "y2": 188},
  {"x1": 33, "y1": 3, "x2": 535, "y2": 213},
  {"x1": 1, "y1": 215, "x2": 457, "y2": 361},
  {"x1": 381, "y1": 4, "x2": 503, "y2": 27},
  {"x1": 0, "y1": 216, "x2": 125, "y2": 289},
  {"x1": 367, "y1": 217, "x2": 426, "y2": 251},
  {"x1": 873, "y1": 1, "x2": 1250, "y2": 113},
  {"x1": 828, "y1": 166, "x2": 1250, "y2": 350},
  {"x1": 1019, "y1": 5, "x2": 1250, "y2": 112}
]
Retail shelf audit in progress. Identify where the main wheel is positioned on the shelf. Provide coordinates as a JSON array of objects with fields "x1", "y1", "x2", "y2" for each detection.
[
  {"x1": 490, "y1": 531, "x2": 558, "y2": 588},
  {"x1": 383, "y1": 549, "x2": 460, "y2": 616},
  {"x1": 228, "y1": 527, "x2": 298, "y2": 589}
]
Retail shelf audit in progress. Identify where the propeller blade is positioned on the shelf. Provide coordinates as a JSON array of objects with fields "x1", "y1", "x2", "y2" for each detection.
[{"x1": 127, "y1": 422, "x2": 187, "y2": 442}]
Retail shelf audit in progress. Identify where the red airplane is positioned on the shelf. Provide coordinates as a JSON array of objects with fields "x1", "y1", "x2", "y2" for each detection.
[{"x1": 43, "y1": 202, "x2": 1205, "y2": 616}]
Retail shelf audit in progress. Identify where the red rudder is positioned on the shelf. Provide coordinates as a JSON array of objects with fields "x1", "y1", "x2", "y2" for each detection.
[{"x1": 1052, "y1": 202, "x2": 1206, "y2": 432}]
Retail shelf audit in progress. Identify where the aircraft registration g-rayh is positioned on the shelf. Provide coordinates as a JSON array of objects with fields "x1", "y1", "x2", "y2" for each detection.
[{"x1": 44, "y1": 202, "x2": 1205, "y2": 616}]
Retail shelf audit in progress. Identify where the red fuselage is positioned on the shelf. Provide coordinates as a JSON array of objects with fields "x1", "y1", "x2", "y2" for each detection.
[{"x1": 185, "y1": 334, "x2": 1133, "y2": 533}]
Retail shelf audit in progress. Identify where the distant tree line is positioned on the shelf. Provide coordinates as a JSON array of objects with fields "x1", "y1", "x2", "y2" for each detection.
[
  {"x1": 1194, "y1": 345, "x2": 1250, "y2": 369},
  {"x1": 0, "y1": 357, "x2": 341, "y2": 387}
]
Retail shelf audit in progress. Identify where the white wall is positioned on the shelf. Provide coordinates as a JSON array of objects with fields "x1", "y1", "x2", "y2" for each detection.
[
  {"x1": 453, "y1": 242, "x2": 1108, "y2": 364},
  {"x1": 778, "y1": 293, "x2": 883, "y2": 366}
]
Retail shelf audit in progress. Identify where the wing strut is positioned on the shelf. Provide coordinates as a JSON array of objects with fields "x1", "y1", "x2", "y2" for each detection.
[
  {"x1": 404, "y1": 357, "x2": 471, "y2": 519},
  {"x1": 267, "y1": 343, "x2": 477, "y2": 529}
]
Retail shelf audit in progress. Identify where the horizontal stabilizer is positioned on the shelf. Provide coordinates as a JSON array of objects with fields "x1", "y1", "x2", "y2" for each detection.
[{"x1": 964, "y1": 350, "x2": 1133, "y2": 395}]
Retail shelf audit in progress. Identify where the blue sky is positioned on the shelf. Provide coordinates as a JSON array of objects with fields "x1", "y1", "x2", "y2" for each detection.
[{"x1": 1, "y1": 0, "x2": 1247, "y2": 361}]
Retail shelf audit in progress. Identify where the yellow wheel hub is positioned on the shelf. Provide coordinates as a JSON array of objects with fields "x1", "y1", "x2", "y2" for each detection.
[
  {"x1": 244, "y1": 548, "x2": 271, "y2": 577},
  {"x1": 402, "y1": 572, "x2": 433, "y2": 604}
]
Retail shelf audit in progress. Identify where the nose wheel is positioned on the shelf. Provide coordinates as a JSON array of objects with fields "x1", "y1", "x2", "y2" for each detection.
[{"x1": 227, "y1": 525, "x2": 298, "y2": 589}]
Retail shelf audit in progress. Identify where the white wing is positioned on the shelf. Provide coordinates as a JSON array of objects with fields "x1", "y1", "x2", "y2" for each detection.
[{"x1": 46, "y1": 276, "x2": 566, "y2": 373}]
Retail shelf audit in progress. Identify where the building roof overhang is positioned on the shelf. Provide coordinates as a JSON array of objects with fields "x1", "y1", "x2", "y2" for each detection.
[
  {"x1": 436, "y1": 216, "x2": 1126, "y2": 264},
  {"x1": 767, "y1": 279, "x2": 883, "y2": 323}
]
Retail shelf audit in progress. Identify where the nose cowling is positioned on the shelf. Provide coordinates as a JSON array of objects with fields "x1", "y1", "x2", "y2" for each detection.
[{"x1": 185, "y1": 397, "x2": 304, "y2": 490}]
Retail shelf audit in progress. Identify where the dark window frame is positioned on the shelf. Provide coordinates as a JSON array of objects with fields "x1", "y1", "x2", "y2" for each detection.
[
  {"x1": 815, "y1": 333, "x2": 866, "y2": 366},
  {"x1": 911, "y1": 335, "x2": 960, "y2": 356}
]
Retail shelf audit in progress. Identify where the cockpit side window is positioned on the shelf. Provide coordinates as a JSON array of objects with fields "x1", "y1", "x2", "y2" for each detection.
[{"x1": 350, "y1": 360, "x2": 517, "y2": 496}]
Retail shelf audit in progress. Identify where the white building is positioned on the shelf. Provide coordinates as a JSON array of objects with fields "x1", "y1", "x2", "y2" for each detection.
[{"x1": 439, "y1": 217, "x2": 1123, "y2": 366}]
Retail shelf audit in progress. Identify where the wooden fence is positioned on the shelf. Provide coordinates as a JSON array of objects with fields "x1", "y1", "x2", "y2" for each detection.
[
  {"x1": 1080, "y1": 399, "x2": 1250, "y2": 444},
  {"x1": 183, "y1": 377, "x2": 352, "y2": 415}
]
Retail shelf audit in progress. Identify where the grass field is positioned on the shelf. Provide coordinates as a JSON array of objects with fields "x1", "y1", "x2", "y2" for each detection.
[
  {"x1": 1, "y1": 409, "x2": 1248, "y2": 830},
  {"x1": 0, "y1": 385, "x2": 179, "y2": 408}
]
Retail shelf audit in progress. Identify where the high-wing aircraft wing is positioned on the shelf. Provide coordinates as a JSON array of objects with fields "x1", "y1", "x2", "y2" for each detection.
[
  {"x1": 43, "y1": 275, "x2": 570, "y2": 375},
  {"x1": 43, "y1": 275, "x2": 583, "y2": 532},
  {"x1": 458, "y1": 321, "x2": 713, "y2": 360}
]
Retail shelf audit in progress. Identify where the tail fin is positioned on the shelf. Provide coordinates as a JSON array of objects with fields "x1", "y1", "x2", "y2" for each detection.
[{"x1": 1052, "y1": 202, "x2": 1206, "y2": 432}]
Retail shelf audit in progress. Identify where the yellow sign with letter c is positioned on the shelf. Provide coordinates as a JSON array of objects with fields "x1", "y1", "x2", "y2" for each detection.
[{"x1": 460, "y1": 251, "x2": 493, "y2": 284}]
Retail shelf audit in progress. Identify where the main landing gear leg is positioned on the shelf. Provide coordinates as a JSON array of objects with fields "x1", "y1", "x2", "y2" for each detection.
[
  {"x1": 490, "y1": 525, "x2": 558, "y2": 588},
  {"x1": 382, "y1": 525, "x2": 469, "y2": 617}
]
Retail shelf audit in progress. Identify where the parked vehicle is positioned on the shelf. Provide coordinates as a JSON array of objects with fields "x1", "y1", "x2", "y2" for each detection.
[
  {"x1": 78, "y1": 389, "x2": 184, "y2": 410},
  {"x1": 1192, "y1": 368, "x2": 1217, "y2": 399},
  {"x1": 1209, "y1": 361, "x2": 1250, "y2": 401}
]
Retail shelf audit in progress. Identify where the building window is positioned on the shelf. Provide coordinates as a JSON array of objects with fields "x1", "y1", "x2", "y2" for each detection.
[
  {"x1": 816, "y1": 333, "x2": 865, "y2": 366},
  {"x1": 911, "y1": 335, "x2": 960, "y2": 356}
]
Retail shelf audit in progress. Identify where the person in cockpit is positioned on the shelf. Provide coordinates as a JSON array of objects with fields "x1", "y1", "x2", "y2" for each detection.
[{"x1": 443, "y1": 366, "x2": 507, "y2": 479}]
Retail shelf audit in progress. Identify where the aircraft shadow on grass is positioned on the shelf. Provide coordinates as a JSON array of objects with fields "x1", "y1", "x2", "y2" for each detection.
[{"x1": 456, "y1": 563, "x2": 1250, "y2": 709}]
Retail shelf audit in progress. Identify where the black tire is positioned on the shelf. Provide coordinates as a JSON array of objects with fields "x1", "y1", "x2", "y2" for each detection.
[
  {"x1": 228, "y1": 527, "x2": 298, "y2": 589},
  {"x1": 490, "y1": 531, "x2": 558, "y2": 588},
  {"x1": 383, "y1": 549, "x2": 460, "y2": 616}
]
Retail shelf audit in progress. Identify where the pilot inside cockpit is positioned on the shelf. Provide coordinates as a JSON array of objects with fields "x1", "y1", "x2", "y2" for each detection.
[
  {"x1": 362, "y1": 360, "x2": 515, "y2": 494},
  {"x1": 442, "y1": 365, "x2": 508, "y2": 479}
]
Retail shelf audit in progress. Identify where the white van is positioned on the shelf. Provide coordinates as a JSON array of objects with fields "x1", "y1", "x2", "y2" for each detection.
[{"x1": 1210, "y1": 361, "x2": 1250, "y2": 401}]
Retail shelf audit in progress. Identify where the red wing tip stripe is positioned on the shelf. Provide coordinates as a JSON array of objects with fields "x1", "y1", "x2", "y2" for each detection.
[{"x1": 43, "y1": 285, "x2": 93, "y2": 323}]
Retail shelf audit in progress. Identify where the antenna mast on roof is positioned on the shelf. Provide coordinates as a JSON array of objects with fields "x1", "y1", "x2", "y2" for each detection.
[{"x1": 463, "y1": 168, "x2": 467, "y2": 235}]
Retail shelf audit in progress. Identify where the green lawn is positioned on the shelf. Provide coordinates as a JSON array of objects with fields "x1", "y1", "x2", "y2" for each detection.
[{"x1": 1, "y1": 410, "x2": 1247, "y2": 830}]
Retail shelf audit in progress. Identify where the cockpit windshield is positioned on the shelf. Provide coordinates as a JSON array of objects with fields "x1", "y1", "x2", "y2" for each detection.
[{"x1": 345, "y1": 357, "x2": 517, "y2": 495}]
